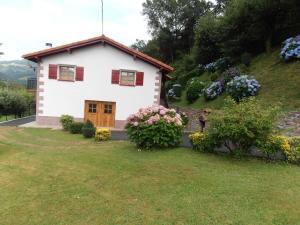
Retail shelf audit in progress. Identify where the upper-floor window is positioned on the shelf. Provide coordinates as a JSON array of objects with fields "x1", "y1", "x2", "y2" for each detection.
[
  {"x1": 120, "y1": 70, "x2": 135, "y2": 86},
  {"x1": 59, "y1": 65, "x2": 75, "y2": 81}
]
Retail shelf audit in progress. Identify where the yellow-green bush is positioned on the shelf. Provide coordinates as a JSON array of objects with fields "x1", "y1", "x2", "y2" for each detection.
[
  {"x1": 189, "y1": 132, "x2": 216, "y2": 152},
  {"x1": 258, "y1": 135, "x2": 291, "y2": 159},
  {"x1": 287, "y1": 137, "x2": 300, "y2": 163},
  {"x1": 189, "y1": 132, "x2": 205, "y2": 146},
  {"x1": 95, "y1": 128, "x2": 111, "y2": 142}
]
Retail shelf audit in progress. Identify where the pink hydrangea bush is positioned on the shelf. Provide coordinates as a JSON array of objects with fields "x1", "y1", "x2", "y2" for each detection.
[{"x1": 126, "y1": 105, "x2": 184, "y2": 149}]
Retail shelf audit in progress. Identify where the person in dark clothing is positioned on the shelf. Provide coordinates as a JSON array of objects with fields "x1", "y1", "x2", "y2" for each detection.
[
  {"x1": 198, "y1": 109, "x2": 211, "y2": 132},
  {"x1": 198, "y1": 113, "x2": 206, "y2": 132}
]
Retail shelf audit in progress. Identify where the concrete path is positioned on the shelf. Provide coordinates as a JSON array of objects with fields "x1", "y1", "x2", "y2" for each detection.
[{"x1": 0, "y1": 116, "x2": 36, "y2": 127}]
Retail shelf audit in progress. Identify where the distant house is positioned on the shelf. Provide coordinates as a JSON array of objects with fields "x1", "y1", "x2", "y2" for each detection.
[{"x1": 23, "y1": 35, "x2": 173, "y2": 128}]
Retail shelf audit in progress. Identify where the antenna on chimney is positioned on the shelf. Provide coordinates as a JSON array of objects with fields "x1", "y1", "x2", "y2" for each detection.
[
  {"x1": 101, "y1": 0, "x2": 104, "y2": 35},
  {"x1": 46, "y1": 43, "x2": 53, "y2": 48}
]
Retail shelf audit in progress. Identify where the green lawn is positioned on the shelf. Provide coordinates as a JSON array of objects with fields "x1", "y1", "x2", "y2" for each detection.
[{"x1": 0, "y1": 127, "x2": 300, "y2": 225}]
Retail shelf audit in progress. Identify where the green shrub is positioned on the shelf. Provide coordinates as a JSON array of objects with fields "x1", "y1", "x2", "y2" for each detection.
[
  {"x1": 210, "y1": 73, "x2": 219, "y2": 82},
  {"x1": 60, "y1": 115, "x2": 74, "y2": 131},
  {"x1": 126, "y1": 105, "x2": 184, "y2": 149},
  {"x1": 172, "y1": 84, "x2": 182, "y2": 97},
  {"x1": 165, "y1": 80, "x2": 176, "y2": 91},
  {"x1": 207, "y1": 97, "x2": 280, "y2": 154},
  {"x1": 186, "y1": 78, "x2": 205, "y2": 103},
  {"x1": 197, "y1": 64, "x2": 205, "y2": 75},
  {"x1": 215, "y1": 57, "x2": 232, "y2": 72},
  {"x1": 82, "y1": 120, "x2": 96, "y2": 138},
  {"x1": 179, "y1": 112, "x2": 189, "y2": 126},
  {"x1": 69, "y1": 122, "x2": 84, "y2": 134},
  {"x1": 178, "y1": 69, "x2": 198, "y2": 88},
  {"x1": 241, "y1": 52, "x2": 252, "y2": 67}
]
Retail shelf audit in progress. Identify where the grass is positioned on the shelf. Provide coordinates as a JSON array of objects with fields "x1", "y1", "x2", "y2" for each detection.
[
  {"x1": 173, "y1": 49, "x2": 300, "y2": 111},
  {"x1": 0, "y1": 127, "x2": 300, "y2": 225}
]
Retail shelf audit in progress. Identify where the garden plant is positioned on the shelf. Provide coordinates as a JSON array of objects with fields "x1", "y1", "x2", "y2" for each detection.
[{"x1": 126, "y1": 105, "x2": 184, "y2": 149}]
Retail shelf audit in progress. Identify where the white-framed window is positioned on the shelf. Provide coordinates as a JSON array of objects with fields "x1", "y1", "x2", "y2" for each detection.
[
  {"x1": 59, "y1": 65, "x2": 76, "y2": 81},
  {"x1": 120, "y1": 70, "x2": 136, "y2": 86}
]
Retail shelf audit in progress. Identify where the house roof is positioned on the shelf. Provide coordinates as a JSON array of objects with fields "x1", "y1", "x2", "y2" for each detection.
[{"x1": 22, "y1": 35, "x2": 174, "y2": 73}]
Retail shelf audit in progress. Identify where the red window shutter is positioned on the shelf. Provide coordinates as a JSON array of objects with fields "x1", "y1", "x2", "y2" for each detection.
[
  {"x1": 111, "y1": 70, "x2": 120, "y2": 84},
  {"x1": 76, "y1": 66, "x2": 84, "y2": 81},
  {"x1": 48, "y1": 64, "x2": 57, "y2": 79},
  {"x1": 135, "y1": 72, "x2": 144, "y2": 86}
]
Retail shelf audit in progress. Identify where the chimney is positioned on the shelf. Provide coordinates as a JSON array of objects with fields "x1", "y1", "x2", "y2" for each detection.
[{"x1": 45, "y1": 43, "x2": 53, "y2": 48}]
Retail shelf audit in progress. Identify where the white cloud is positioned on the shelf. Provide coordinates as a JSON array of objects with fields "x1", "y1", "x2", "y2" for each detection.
[{"x1": 0, "y1": 0, "x2": 150, "y2": 60}]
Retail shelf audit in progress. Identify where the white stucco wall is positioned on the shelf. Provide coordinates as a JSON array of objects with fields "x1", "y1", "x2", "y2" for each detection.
[{"x1": 38, "y1": 44, "x2": 161, "y2": 121}]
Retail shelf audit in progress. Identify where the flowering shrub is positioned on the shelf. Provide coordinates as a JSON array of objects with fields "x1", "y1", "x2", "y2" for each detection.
[
  {"x1": 204, "y1": 81, "x2": 223, "y2": 101},
  {"x1": 286, "y1": 137, "x2": 300, "y2": 163},
  {"x1": 167, "y1": 84, "x2": 182, "y2": 100},
  {"x1": 186, "y1": 78, "x2": 205, "y2": 103},
  {"x1": 280, "y1": 35, "x2": 300, "y2": 61},
  {"x1": 179, "y1": 112, "x2": 189, "y2": 126},
  {"x1": 189, "y1": 132, "x2": 215, "y2": 152},
  {"x1": 189, "y1": 132, "x2": 205, "y2": 149},
  {"x1": 95, "y1": 128, "x2": 111, "y2": 141},
  {"x1": 226, "y1": 75, "x2": 260, "y2": 102},
  {"x1": 167, "y1": 89, "x2": 176, "y2": 99},
  {"x1": 215, "y1": 57, "x2": 231, "y2": 72},
  {"x1": 219, "y1": 67, "x2": 240, "y2": 85},
  {"x1": 204, "y1": 57, "x2": 231, "y2": 73},
  {"x1": 204, "y1": 62, "x2": 216, "y2": 73},
  {"x1": 126, "y1": 105, "x2": 184, "y2": 149},
  {"x1": 257, "y1": 135, "x2": 291, "y2": 159}
]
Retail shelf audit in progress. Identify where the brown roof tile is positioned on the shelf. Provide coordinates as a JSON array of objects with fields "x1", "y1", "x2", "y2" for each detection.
[{"x1": 23, "y1": 35, "x2": 174, "y2": 73}]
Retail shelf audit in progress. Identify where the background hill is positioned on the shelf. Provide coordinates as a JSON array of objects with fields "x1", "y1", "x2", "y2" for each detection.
[
  {"x1": 172, "y1": 49, "x2": 300, "y2": 111},
  {"x1": 0, "y1": 60, "x2": 36, "y2": 85}
]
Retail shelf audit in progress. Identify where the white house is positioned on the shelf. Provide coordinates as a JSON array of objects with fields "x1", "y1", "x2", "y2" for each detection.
[{"x1": 23, "y1": 35, "x2": 173, "y2": 129}]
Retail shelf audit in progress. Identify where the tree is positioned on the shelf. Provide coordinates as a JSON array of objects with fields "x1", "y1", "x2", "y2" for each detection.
[
  {"x1": 131, "y1": 39, "x2": 147, "y2": 51},
  {"x1": 213, "y1": 0, "x2": 231, "y2": 14},
  {"x1": 221, "y1": 0, "x2": 300, "y2": 56},
  {"x1": 193, "y1": 13, "x2": 222, "y2": 64},
  {"x1": 0, "y1": 89, "x2": 33, "y2": 119},
  {"x1": 142, "y1": 0, "x2": 211, "y2": 63}
]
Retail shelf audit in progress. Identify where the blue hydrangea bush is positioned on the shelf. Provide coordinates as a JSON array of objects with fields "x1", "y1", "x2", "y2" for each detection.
[
  {"x1": 204, "y1": 62, "x2": 216, "y2": 73},
  {"x1": 226, "y1": 75, "x2": 261, "y2": 102},
  {"x1": 204, "y1": 57, "x2": 231, "y2": 73},
  {"x1": 280, "y1": 35, "x2": 300, "y2": 61},
  {"x1": 204, "y1": 81, "x2": 223, "y2": 101},
  {"x1": 167, "y1": 84, "x2": 182, "y2": 100},
  {"x1": 167, "y1": 89, "x2": 176, "y2": 99}
]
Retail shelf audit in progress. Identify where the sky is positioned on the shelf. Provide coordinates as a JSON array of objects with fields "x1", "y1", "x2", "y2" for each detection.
[{"x1": 0, "y1": 0, "x2": 151, "y2": 60}]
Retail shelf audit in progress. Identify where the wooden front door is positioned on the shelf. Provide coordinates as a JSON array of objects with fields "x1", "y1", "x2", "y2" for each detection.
[{"x1": 84, "y1": 101, "x2": 116, "y2": 127}]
